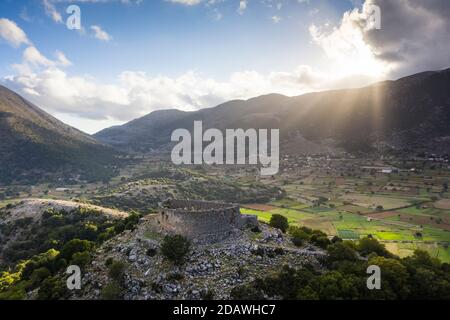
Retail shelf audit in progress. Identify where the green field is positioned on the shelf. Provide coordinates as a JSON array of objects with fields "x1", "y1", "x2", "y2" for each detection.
[
  {"x1": 338, "y1": 194, "x2": 412, "y2": 210},
  {"x1": 337, "y1": 229, "x2": 360, "y2": 239},
  {"x1": 240, "y1": 207, "x2": 316, "y2": 225},
  {"x1": 386, "y1": 242, "x2": 450, "y2": 263},
  {"x1": 241, "y1": 197, "x2": 450, "y2": 262}
]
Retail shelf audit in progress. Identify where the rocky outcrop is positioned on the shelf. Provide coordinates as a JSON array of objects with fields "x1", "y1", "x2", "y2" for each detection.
[{"x1": 72, "y1": 215, "x2": 326, "y2": 300}]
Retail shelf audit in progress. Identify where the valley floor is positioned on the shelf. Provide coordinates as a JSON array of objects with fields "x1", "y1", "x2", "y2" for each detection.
[{"x1": 1, "y1": 155, "x2": 449, "y2": 262}]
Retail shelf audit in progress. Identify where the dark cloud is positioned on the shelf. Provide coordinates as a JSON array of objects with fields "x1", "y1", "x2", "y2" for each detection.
[{"x1": 363, "y1": 0, "x2": 450, "y2": 77}]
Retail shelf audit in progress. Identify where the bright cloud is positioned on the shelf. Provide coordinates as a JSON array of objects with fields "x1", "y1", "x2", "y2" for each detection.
[
  {"x1": 271, "y1": 15, "x2": 282, "y2": 23},
  {"x1": 54, "y1": 51, "x2": 72, "y2": 67},
  {"x1": 237, "y1": 0, "x2": 247, "y2": 15},
  {"x1": 5, "y1": 59, "x2": 377, "y2": 128},
  {"x1": 309, "y1": 3, "x2": 389, "y2": 78},
  {"x1": 90, "y1": 25, "x2": 112, "y2": 41},
  {"x1": 43, "y1": 0, "x2": 63, "y2": 23},
  {"x1": 11, "y1": 45, "x2": 72, "y2": 77},
  {"x1": 3, "y1": 1, "x2": 450, "y2": 134},
  {"x1": 166, "y1": 0, "x2": 203, "y2": 5},
  {"x1": 0, "y1": 18, "x2": 30, "y2": 47},
  {"x1": 310, "y1": 0, "x2": 450, "y2": 78}
]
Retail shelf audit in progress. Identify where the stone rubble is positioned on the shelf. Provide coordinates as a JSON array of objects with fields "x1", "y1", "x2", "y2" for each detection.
[{"x1": 72, "y1": 215, "x2": 327, "y2": 300}]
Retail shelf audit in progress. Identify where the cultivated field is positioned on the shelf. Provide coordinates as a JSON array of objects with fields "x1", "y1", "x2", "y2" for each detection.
[{"x1": 241, "y1": 157, "x2": 450, "y2": 262}]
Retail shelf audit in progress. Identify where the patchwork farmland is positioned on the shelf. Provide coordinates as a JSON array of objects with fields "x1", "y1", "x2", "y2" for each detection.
[{"x1": 242, "y1": 156, "x2": 450, "y2": 262}]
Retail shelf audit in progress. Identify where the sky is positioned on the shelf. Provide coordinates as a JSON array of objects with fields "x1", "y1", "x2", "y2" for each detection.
[{"x1": 1, "y1": 0, "x2": 450, "y2": 134}]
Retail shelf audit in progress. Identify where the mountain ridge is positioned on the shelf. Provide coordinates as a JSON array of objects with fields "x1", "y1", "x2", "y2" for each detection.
[{"x1": 95, "y1": 68, "x2": 450, "y2": 155}]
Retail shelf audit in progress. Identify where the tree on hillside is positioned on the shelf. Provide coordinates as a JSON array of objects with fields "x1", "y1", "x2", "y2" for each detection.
[
  {"x1": 161, "y1": 235, "x2": 191, "y2": 265},
  {"x1": 357, "y1": 237, "x2": 391, "y2": 258},
  {"x1": 269, "y1": 214, "x2": 289, "y2": 233}
]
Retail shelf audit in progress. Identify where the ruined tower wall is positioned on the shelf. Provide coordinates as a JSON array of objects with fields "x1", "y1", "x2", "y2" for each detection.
[
  {"x1": 157, "y1": 199, "x2": 256, "y2": 240},
  {"x1": 158, "y1": 207, "x2": 241, "y2": 238}
]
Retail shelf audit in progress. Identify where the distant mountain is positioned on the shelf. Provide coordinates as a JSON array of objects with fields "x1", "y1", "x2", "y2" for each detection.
[
  {"x1": 95, "y1": 69, "x2": 450, "y2": 155},
  {"x1": 0, "y1": 85, "x2": 118, "y2": 184}
]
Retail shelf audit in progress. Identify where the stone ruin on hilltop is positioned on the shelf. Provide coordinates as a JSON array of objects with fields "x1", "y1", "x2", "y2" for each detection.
[{"x1": 156, "y1": 199, "x2": 258, "y2": 241}]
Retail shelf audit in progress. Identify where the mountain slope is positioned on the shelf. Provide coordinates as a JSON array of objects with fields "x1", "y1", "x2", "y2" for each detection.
[
  {"x1": 95, "y1": 69, "x2": 450, "y2": 154},
  {"x1": 0, "y1": 85, "x2": 118, "y2": 184}
]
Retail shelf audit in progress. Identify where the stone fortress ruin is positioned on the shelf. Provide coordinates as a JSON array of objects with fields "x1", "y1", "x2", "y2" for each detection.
[{"x1": 157, "y1": 199, "x2": 258, "y2": 241}]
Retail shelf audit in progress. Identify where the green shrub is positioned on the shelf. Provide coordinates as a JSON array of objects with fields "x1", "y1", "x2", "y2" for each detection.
[
  {"x1": 105, "y1": 257, "x2": 114, "y2": 267},
  {"x1": 146, "y1": 248, "x2": 157, "y2": 257},
  {"x1": 269, "y1": 214, "x2": 289, "y2": 233},
  {"x1": 274, "y1": 247, "x2": 285, "y2": 255},
  {"x1": 60, "y1": 239, "x2": 94, "y2": 261},
  {"x1": 0, "y1": 281, "x2": 28, "y2": 300},
  {"x1": 289, "y1": 226, "x2": 310, "y2": 247},
  {"x1": 71, "y1": 251, "x2": 91, "y2": 267},
  {"x1": 357, "y1": 237, "x2": 391, "y2": 257},
  {"x1": 114, "y1": 213, "x2": 141, "y2": 233},
  {"x1": 292, "y1": 237, "x2": 303, "y2": 247},
  {"x1": 30, "y1": 267, "x2": 51, "y2": 288},
  {"x1": 22, "y1": 249, "x2": 61, "y2": 279},
  {"x1": 37, "y1": 276, "x2": 68, "y2": 300},
  {"x1": 167, "y1": 272, "x2": 184, "y2": 281},
  {"x1": 327, "y1": 242, "x2": 358, "y2": 263},
  {"x1": 299, "y1": 226, "x2": 313, "y2": 234},
  {"x1": 108, "y1": 261, "x2": 126, "y2": 282},
  {"x1": 310, "y1": 234, "x2": 331, "y2": 249},
  {"x1": 161, "y1": 235, "x2": 191, "y2": 265},
  {"x1": 101, "y1": 282, "x2": 123, "y2": 300}
]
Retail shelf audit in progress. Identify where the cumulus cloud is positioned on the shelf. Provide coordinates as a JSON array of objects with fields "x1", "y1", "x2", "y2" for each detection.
[
  {"x1": 271, "y1": 15, "x2": 282, "y2": 23},
  {"x1": 5, "y1": 1, "x2": 450, "y2": 131},
  {"x1": 0, "y1": 15, "x2": 379, "y2": 129},
  {"x1": 11, "y1": 46, "x2": 72, "y2": 77},
  {"x1": 90, "y1": 25, "x2": 112, "y2": 41},
  {"x1": 4, "y1": 60, "x2": 376, "y2": 125},
  {"x1": 2, "y1": 16, "x2": 338, "y2": 124},
  {"x1": 238, "y1": 0, "x2": 247, "y2": 15},
  {"x1": 54, "y1": 50, "x2": 72, "y2": 66},
  {"x1": 43, "y1": 0, "x2": 63, "y2": 23},
  {"x1": 23, "y1": 46, "x2": 55, "y2": 67},
  {"x1": 309, "y1": 13, "x2": 387, "y2": 78},
  {"x1": 311, "y1": 0, "x2": 450, "y2": 78},
  {"x1": 0, "y1": 18, "x2": 30, "y2": 47},
  {"x1": 166, "y1": 0, "x2": 203, "y2": 5}
]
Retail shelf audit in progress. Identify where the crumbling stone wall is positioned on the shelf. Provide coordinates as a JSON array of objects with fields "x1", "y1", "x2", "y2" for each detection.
[{"x1": 157, "y1": 199, "x2": 258, "y2": 240}]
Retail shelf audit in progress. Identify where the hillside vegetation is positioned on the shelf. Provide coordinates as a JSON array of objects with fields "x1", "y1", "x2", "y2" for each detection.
[{"x1": 0, "y1": 85, "x2": 120, "y2": 185}]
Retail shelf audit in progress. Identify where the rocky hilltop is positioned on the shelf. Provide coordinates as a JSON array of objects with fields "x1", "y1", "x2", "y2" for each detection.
[{"x1": 73, "y1": 214, "x2": 326, "y2": 300}]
